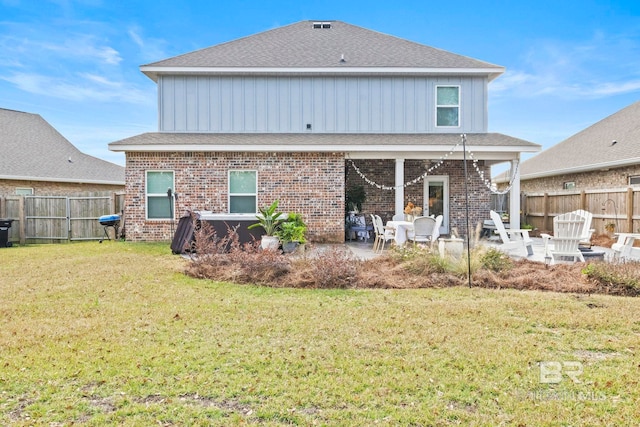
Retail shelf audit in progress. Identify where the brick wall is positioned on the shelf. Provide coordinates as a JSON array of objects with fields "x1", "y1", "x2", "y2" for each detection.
[
  {"x1": 346, "y1": 159, "x2": 491, "y2": 236},
  {"x1": 124, "y1": 152, "x2": 345, "y2": 242},
  {"x1": 0, "y1": 179, "x2": 123, "y2": 196},
  {"x1": 520, "y1": 164, "x2": 640, "y2": 193}
]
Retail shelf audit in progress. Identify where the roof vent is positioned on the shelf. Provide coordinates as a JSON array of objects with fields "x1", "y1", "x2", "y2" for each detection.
[{"x1": 312, "y1": 22, "x2": 331, "y2": 29}]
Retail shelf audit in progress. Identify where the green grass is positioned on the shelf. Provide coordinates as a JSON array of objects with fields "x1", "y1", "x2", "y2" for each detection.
[{"x1": 1, "y1": 242, "x2": 639, "y2": 425}]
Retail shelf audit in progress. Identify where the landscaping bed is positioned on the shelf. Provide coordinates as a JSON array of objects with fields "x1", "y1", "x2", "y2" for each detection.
[{"x1": 187, "y1": 226, "x2": 640, "y2": 296}]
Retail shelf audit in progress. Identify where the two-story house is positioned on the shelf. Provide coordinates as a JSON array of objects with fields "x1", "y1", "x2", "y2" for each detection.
[{"x1": 109, "y1": 20, "x2": 539, "y2": 242}]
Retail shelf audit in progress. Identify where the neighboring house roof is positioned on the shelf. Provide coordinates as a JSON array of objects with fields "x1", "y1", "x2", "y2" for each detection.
[
  {"x1": 141, "y1": 20, "x2": 504, "y2": 81},
  {"x1": 495, "y1": 100, "x2": 640, "y2": 182},
  {"x1": 109, "y1": 132, "x2": 539, "y2": 162},
  {"x1": 0, "y1": 108, "x2": 125, "y2": 185}
]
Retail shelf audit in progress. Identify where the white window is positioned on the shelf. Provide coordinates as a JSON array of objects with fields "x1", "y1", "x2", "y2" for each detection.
[
  {"x1": 15, "y1": 188, "x2": 33, "y2": 195},
  {"x1": 563, "y1": 181, "x2": 576, "y2": 190},
  {"x1": 629, "y1": 175, "x2": 640, "y2": 185},
  {"x1": 229, "y1": 170, "x2": 257, "y2": 213},
  {"x1": 146, "y1": 171, "x2": 174, "y2": 219},
  {"x1": 436, "y1": 86, "x2": 460, "y2": 127}
]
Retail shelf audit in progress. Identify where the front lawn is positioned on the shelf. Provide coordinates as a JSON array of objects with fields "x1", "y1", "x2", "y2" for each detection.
[{"x1": 1, "y1": 242, "x2": 638, "y2": 425}]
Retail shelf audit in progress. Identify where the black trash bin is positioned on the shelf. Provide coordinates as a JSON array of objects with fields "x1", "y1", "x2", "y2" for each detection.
[{"x1": 0, "y1": 219, "x2": 14, "y2": 248}]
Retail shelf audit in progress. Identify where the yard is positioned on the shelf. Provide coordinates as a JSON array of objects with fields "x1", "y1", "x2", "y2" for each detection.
[{"x1": 1, "y1": 241, "x2": 639, "y2": 425}]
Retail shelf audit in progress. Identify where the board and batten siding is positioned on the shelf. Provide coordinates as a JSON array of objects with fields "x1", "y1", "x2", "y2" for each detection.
[{"x1": 158, "y1": 75, "x2": 488, "y2": 134}]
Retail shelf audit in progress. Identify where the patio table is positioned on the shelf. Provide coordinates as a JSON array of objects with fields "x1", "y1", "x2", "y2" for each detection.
[{"x1": 386, "y1": 220, "x2": 414, "y2": 246}]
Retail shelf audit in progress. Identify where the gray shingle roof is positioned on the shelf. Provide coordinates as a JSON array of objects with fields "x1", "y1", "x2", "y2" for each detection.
[
  {"x1": 513, "y1": 101, "x2": 640, "y2": 180},
  {"x1": 0, "y1": 108, "x2": 125, "y2": 185},
  {"x1": 142, "y1": 20, "x2": 504, "y2": 80},
  {"x1": 109, "y1": 132, "x2": 539, "y2": 156}
]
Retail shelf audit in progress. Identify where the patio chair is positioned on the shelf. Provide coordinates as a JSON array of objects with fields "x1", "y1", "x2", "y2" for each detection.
[
  {"x1": 432, "y1": 215, "x2": 443, "y2": 245},
  {"x1": 489, "y1": 210, "x2": 534, "y2": 257},
  {"x1": 572, "y1": 209, "x2": 595, "y2": 247},
  {"x1": 370, "y1": 214, "x2": 382, "y2": 252},
  {"x1": 541, "y1": 211, "x2": 586, "y2": 264},
  {"x1": 374, "y1": 215, "x2": 395, "y2": 252},
  {"x1": 611, "y1": 233, "x2": 640, "y2": 261},
  {"x1": 407, "y1": 216, "x2": 437, "y2": 246}
]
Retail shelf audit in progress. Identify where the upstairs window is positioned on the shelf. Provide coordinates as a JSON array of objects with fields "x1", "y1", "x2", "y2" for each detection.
[
  {"x1": 563, "y1": 181, "x2": 576, "y2": 190},
  {"x1": 229, "y1": 170, "x2": 257, "y2": 213},
  {"x1": 436, "y1": 86, "x2": 460, "y2": 127},
  {"x1": 146, "y1": 171, "x2": 174, "y2": 219},
  {"x1": 629, "y1": 175, "x2": 640, "y2": 185}
]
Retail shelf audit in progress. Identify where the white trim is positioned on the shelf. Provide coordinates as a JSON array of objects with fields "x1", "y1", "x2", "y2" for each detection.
[
  {"x1": 110, "y1": 144, "x2": 538, "y2": 157},
  {"x1": 228, "y1": 170, "x2": 258, "y2": 214},
  {"x1": 0, "y1": 175, "x2": 124, "y2": 185},
  {"x1": 435, "y1": 85, "x2": 461, "y2": 128},
  {"x1": 513, "y1": 157, "x2": 640, "y2": 182},
  {"x1": 140, "y1": 66, "x2": 504, "y2": 81},
  {"x1": 423, "y1": 176, "x2": 449, "y2": 234},
  {"x1": 145, "y1": 170, "x2": 175, "y2": 220}
]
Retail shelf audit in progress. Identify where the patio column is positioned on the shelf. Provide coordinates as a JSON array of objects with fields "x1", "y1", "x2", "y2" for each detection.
[
  {"x1": 509, "y1": 158, "x2": 521, "y2": 229},
  {"x1": 395, "y1": 159, "x2": 405, "y2": 217}
]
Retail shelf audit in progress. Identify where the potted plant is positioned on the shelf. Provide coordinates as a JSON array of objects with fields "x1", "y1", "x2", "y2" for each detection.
[
  {"x1": 277, "y1": 213, "x2": 307, "y2": 253},
  {"x1": 248, "y1": 200, "x2": 284, "y2": 250},
  {"x1": 345, "y1": 185, "x2": 366, "y2": 214},
  {"x1": 604, "y1": 222, "x2": 615, "y2": 235}
]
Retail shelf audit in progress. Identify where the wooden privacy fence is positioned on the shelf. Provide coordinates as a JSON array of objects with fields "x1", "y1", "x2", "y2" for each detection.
[
  {"x1": 0, "y1": 193, "x2": 125, "y2": 244},
  {"x1": 521, "y1": 187, "x2": 640, "y2": 235}
]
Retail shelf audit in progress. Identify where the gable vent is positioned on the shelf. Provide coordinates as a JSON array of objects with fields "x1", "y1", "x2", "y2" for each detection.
[{"x1": 312, "y1": 22, "x2": 332, "y2": 29}]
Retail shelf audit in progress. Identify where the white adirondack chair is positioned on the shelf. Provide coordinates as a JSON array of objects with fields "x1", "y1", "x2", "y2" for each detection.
[
  {"x1": 611, "y1": 233, "x2": 640, "y2": 261},
  {"x1": 541, "y1": 211, "x2": 586, "y2": 264},
  {"x1": 489, "y1": 210, "x2": 534, "y2": 257},
  {"x1": 572, "y1": 209, "x2": 594, "y2": 247}
]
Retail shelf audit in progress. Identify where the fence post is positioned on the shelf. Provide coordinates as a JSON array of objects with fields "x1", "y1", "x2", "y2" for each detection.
[
  {"x1": 111, "y1": 192, "x2": 117, "y2": 215},
  {"x1": 543, "y1": 193, "x2": 549, "y2": 231},
  {"x1": 0, "y1": 196, "x2": 5, "y2": 218},
  {"x1": 18, "y1": 196, "x2": 25, "y2": 245},
  {"x1": 627, "y1": 187, "x2": 634, "y2": 233},
  {"x1": 580, "y1": 190, "x2": 586, "y2": 210}
]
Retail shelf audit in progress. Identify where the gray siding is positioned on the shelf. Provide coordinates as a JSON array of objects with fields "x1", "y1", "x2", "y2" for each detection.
[{"x1": 158, "y1": 75, "x2": 488, "y2": 133}]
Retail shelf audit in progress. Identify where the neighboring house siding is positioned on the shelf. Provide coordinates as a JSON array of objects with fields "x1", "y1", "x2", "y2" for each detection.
[
  {"x1": 124, "y1": 151, "x2": 344, "y2": 242},
  {"x1": 347, "y1": 159, "x2": 492, "y2": 232},
  {"x1": 520, "y1": 164, "x2": 640, "y2": 193},
  {"x1": 0, "y1": 179, "x2": 123, "y2": 196},
  {"x1": 158, "y1": 75, "x2": 488, "y2": 133}
]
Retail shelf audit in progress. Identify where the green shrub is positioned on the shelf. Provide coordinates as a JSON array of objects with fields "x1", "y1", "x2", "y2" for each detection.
[
  {"x1": 479, "y1": 247, "x2": 514, "y2": 272},
  {"x1": 582, "y1": 261, "x2": 640, "y2": 296}
]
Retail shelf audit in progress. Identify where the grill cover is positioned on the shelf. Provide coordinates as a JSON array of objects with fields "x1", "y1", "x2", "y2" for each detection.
[{"x1": 99, "y1": 214, "x2": 120, "y2": 225}]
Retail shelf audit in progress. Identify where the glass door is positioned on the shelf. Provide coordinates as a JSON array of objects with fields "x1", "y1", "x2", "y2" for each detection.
[{"x1": 423, "y1": 176, "x2": 449, "y2": 234}]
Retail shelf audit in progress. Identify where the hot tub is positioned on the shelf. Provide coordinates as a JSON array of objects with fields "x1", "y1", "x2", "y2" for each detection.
[{"x1": 195, "y1": 212, "x2": 264, "y2": 245}]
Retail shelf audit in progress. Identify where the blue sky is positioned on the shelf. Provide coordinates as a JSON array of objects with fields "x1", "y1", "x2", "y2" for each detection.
[{"x1": 1, "y1": 0, "x2": 639, "y2": 174}]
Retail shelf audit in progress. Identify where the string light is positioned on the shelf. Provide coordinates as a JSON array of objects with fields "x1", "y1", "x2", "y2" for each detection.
[{"x1": 348, "y1": 139, "x2": 520, "y2": 195}]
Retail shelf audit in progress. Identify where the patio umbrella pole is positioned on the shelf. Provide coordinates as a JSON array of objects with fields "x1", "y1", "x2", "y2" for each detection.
[{"x1": 461, "y1": 134, "x2": 472, "y2": 288}]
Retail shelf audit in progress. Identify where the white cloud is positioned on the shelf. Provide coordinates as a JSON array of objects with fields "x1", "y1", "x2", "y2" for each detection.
[
  {"x1": 1, "y1": 72, "x2": 151, "y2": 104},
  {"x1": 492, "y1": 31, "x2": 640, "y2": 100},
  {"x1": 127, "y1": 25, "x2": 168, "y2": 62}
]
